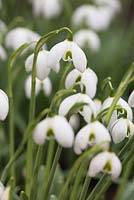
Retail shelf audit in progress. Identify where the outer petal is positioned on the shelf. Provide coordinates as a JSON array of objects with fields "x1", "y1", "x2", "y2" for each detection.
[
  {"x1": 1, "y1": 186, "x2": 10, "y2": 200},
  {"x1": 0, "y1": 182, "x2": 4, "y2": 197},
  {"x1": 93, "y1": 99, "x2": 102, "y2": 115},
  {"x1": 25, "y1": 53, "x2": 34, "y2": 72},
  {"x1": 53, "y1": 116, "x2": 74, "y2": 148},
  {"x1": 0, "y1": 90, "x2": 9, "y2": 121},
  {"x1": 25, "y1": 75, "x2": 41, "y2": 98},
  {"x1": 33, "y1": 119, "x2": 48, "y2": 145},
  {"x1": 111, "y1": 153, "x2": 122, "y2": 180},
  {"x1": 42, "y1": 77, "x2": 52, "y2": 97},
  {"x1": 49, "y1": 41, "x2": 66, "y2": 68},
  {"x1": 128, "y1": 90, "x2": 134, "y2": 108},
  {"x1": 71, "y1": 42, "x2": 87, "y2": 72},
  {"x1": 88, "y1": 151, "x2": 109, "y2": 177},
  {"x1": 65, "y1": 69, "x2": 81, "y2": 89},
  {"x1": 69, "y1": 114, "x2": 80, "y2": 132}
]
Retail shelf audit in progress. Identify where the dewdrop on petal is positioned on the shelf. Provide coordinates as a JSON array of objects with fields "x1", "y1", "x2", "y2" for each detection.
[
  {"x1": 110, "y1": 118, "x2": 134, "y2": 144},
  {"x1": 74, "y1": 121, "x2": 111, "y2": 155},
  {"x1": 33, "y1": 116, "x2": 74, "y2": 148},
  {"x1": 74, "y1": 30, "x2": 101, "y2": 52},
  {"x1": 69, "y1": 114, "x2": 80, "y2": 132},
  {"x1": 128, "y1": 90, "x2": 134, "y2": 108},
  {"x1": 0, "y1": 45, "x2": 7, "y2": 61},
  {"x1": 59, "y1": 93, "x2": 97, "y2": 123},
  {"x1": 0, "y1": 89, "x2": 9, "y2": 121},
  {"x1": 65, "y1": 68, "x2": 98, "y2": 98},
  {"x1": 88, "y1": 151, "x2": 122, "y2": 181},
  {"x1": 49, "y1": 39, "x2": 87, "y2": 73}
]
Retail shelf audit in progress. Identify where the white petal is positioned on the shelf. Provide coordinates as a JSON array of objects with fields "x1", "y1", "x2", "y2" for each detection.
[
  {"x1": 25, "y1": 53, "x2": 34, "y2": 72},
  {"x1": 0, "y1": 45, "x2": 7, "y2": 61},
  {"x1": 65, "y1": 69, "x2": 81, "y2": 89},
  {"x1": 53, "y1": 116, "x2": 74, "y2": 148},
  {"x1": 69, "y1": 114, "x2": 80, "y2": 132},
  {"x1": 110, "y1": 153, "x2": 122, "y2": 180},
  {"x1": 42, "y1": 77, "x2": 52, "y2": 96},
  {"x1": 0, "y1": 90, "x2": 9, "y2": 121},
  {"x1": 93, "y1": 99, "x2": 102, "y2": 115},
  {"x1": 0, "y1": 182, "x2": 4, "y2": 197},
  {"x1": 25, "y1": 75, "x2": 41, "y2": 99},
  {"x1": 128, "y1": 90, "x2": 134, "y2": 108},
  {"x1": 43, "y1": 0, "x2": 62, "y2": 18},
  {"x1": 1, "y1": 186, "x2": 10, "y2": 200},
  {"x1": 71, "y1": 42, "x2": 87, "y2": 72}
]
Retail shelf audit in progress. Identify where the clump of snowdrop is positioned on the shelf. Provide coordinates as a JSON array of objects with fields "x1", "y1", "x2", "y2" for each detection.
[
  {"x1": 128, "y1": 90, "x2": 134, "y2": 108},
  {"x1": 65, "y1": 68, "x2": 98, "y2": 98},
  {"x1": 101, "y1": 97, "x2": 133, "y2": 129},
  {"x1": 25, "y1": 50, "x2": 60, "y2": 80},
  {"x1": 74, "y1": 121, "x2": 111, "y2": 155},
  {"x1": 0, "y1": 45, "x2": 7, "y2": 61},
  {"x1": 74, "y1": 29, "x2": 101, "y2": 52},
  {"x1": 0, "y1": 89, "x2": 9, "y2": 121},
  {"x1": 25, "y1": 75, "x2": 52, "y2": 99},
  {"x1": 59, "y1": 93, "x2": 97, "y2": 123},
  {"x1": 5, "y1": 27, "x2": 40, "y2": 50},
  {"x1": 0, "y1": 181, "x2": 10, "y2": 199},
  {"x1": 49, "y1": 39, "x2": 87, "y2": 73},
  {"x1": 110, "y1": 118, "x2": 134, "y2": 144},
  {"x1": 31, "y1": 0, "x2": 63, "y2": 19},
  {"x1": 88, "y1": 151, "x2": 122, "y2": 181},
  {"x1": 33, "y1": 115, "x2": 74, "y2": 148},
  {"x1": 69, "y1": 114, "x2": 80, "y2": 132}
]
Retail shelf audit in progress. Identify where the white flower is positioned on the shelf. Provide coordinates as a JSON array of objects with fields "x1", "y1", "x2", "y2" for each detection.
[
  {"x1": 128, "y1": 90, "x2": 134, "y2": 108},
  {"x1": 74, "y1": 30, "x2": 101, "y2": 52},
  {"x1": 0, "y1": 181, "x2": 10, "y2": 200},
  {"x1": 0, "y1": 20, "x2": 7, "y2": 35},
  {"x1": 49, "y1": 40, "x2": 87, "y2": 73},
  {"x1": 25, "y1": 75, "x2": 52, "y2": 99},
  {"x1": 110, "y1": 118, "x2": 134, "y2": 144},
  {"x1": 0, "y1": 45, "x2": 7, "y2": 61},
  {"x1": 93, "y1": 99, "x2": 102, "y2": 115},
  {"x1": 32, "y1": 0, "x2": 62, "y2": 19},
  {"x1": 0, "y1": 89, "x2": 9, "y2": 121},
  {"x1": 5, "y1": 27, "x2": 40, "y2": 50},
  {"x1": 69, "y1": 114, "x2": 80, "y2": 132},
  {"x1": 59, "y1": 93, "x2": 97, "y2": 123},
  {"x1": 33, "y1": 115, "x2": 74, "y2": 148},
  {"x1": 65, "y1": 68, "x2": 98, "y2": 98},
  {"x1": 101, "y1": 97, "x2": 133, "y2": 129},
  {"x1": 88, "y1": 151, "x2": 122, "y2": 180},
  {"x1": 25, "y1": 50, "x2": 60, "y2": 80},
  {"x1": 95, "y1": 0, "x2": 121, "y2": 14},
  {"x1": 74, "y1": 121, "x2": 111, "y2": 155}
]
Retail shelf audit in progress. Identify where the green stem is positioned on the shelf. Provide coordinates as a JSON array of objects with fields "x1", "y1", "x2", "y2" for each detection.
[
  {"x1": 79, "y1": 176, "x2": 91, "y2": 200},
  {"x1": 59, "y1": 63, "x2": 73, "y2": 89}
]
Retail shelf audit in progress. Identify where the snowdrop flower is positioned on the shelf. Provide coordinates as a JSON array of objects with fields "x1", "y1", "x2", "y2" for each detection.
[
  {"x1": 128, "y1": 90, "x2": 134, "y2": 108},
  {"x1": 101, "y1": 97, "x2": 133, "y2": 129},
  {"x1": 59, "y1": 93, "x2": 97, "y2": 123},
  {"x1": 93, "y1": 99, "x2": 102, "y2": 115},
  {"x1": 49, "y1": 39, "x2": 87, "y2": 73},
  {"x1": 0, "y1": 20, "x2": 7, "y2": 35},
  {"x1": 110, "y1": 118, "x2": 134, "y2": 144},
  {"x1": 88, "y1": 151, "x2": 122, "y2": 180},
  {"x1": 0, "y1": 89, "x2": 9, "y2": 121},
  {"x1": 25, "y1": 75, "x2": 52, "y2": 98},
  {"x1": 0, "y1": 45, "x2": 7, "y2": 61},
  {"x1": 69, "y1": 114, "x2": 80, "y2": 132},
  {"x1": 65, "y1": 68, "x2": 98, "y2": 98},
  {"x1": 33, "y1": 115, "x2": 74, "y2": 148},
  {"x1": 5, "y1": 27, "x2": 40, "y2": 50},
  {"x1": 0, "y1": 181, "x2": 10, "y2": 199},
  {"x1": 74, "y1": 30, "x2": 101, "y2": 52},
  {"x1": 25, "y1": 50, "x2": 60, "y2": 80},
  {"x1": 95, "y1": 0, "x2": 121, "y2": 14},
  {"x1": 32, "y1": 0, "x2": 62, "y2": 19},
  {"x1": 74, "y1": 121, "x2": 111, "y2": 155}
]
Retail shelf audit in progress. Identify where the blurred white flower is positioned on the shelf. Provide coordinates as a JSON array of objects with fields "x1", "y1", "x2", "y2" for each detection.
[
  {"x1": 95, "y1": 0, "x2": 121, "y2": 14},
  {"x1": 59, "y1": 93, "x2": 97, "y2": 123},
  {"x1": 74, "y1": 29, "x2": 101, "y2": 52},
  {"x1": 110, "y1": 118, "x2": 134, "y2": 144},
  {"x1": 65, "y1": 68, "x2": 98, "y2": 98},
  {"x1": 32, "y1": 0, "x2": 62, "y2": 19},
  {"x1": 5, "y1": 27, "x2": 40, "y2": 50},
  {"x1": 101, "y1": 97, "x2": 133, "y2": 129},
  {"x1": 0, "y1": 181, "x2": 10, "y2": 200},
  {"x1": 69, "y1": 114, "x2": 80, "y2": 132},
  {"x1": 128, "y1": 90, "x2": 134, "y2": 108},
  {"x1": 0, "y1": 20, "x2": 7, "y2": 35},
  {"x1": 33, "y1": 115, "x2": 74, "y2": 148},
  {"x1": 93, "y1": 99, "x2": 102, "y2": 115},
  {"x1": 88, "y1": 151, "x2": 122, "y2": 180},
  {"x1": 25, "y1": 50, "x2": 60, "y2": 80},
  {"x1": 25, "y1": 75, "x2": 52, "y2": 99},
  {"x1": 0, "y1": 45, "x2": 7, "y2": 61},
  {"x1": 49, "y1": 39, "x2": 87, "y2": 73},
  {"x1": 0, "y1": 89, "x2": 9, "y2": 121},
  {"x1": 74, "y1": 121, "x2": 111, "y2": 155}
]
